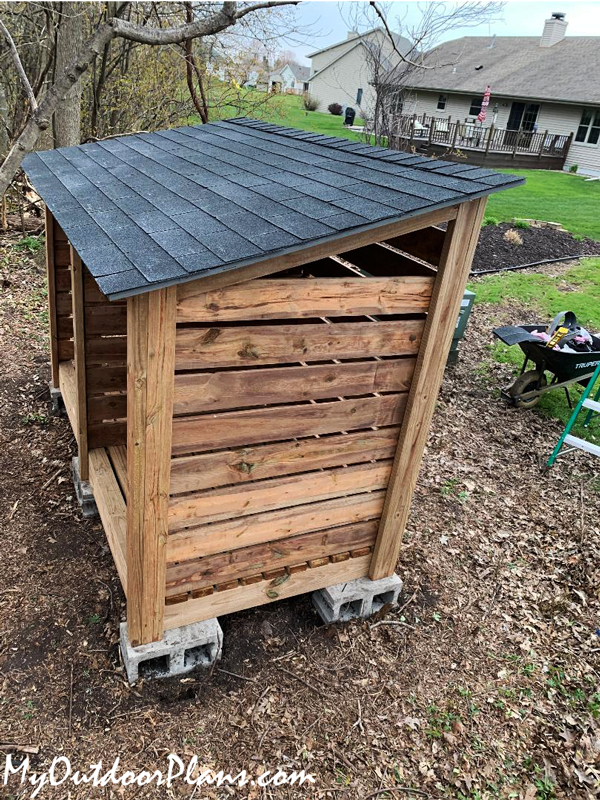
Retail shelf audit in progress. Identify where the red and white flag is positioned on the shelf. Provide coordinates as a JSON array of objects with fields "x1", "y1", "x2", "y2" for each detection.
[{"x1": 477, "y1": 86, "x2": 491, "y2": 122}]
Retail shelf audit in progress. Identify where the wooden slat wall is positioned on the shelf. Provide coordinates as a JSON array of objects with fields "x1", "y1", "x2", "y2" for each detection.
[
  {"x1": 52, "y1": 223, "x2": 127, "y2": 449},
  {"x1": 54, "y1": 221, "x2": 75, "y2": 362},
  {"x1": 371, "y1": 199, "x2": 488, "y2": 579},
  {"x1": 165, "y1": 258, "x2": 432, "y2": 602},
  {"x1": 79, "y1": 266, "x2": 128, "y2": 449}
]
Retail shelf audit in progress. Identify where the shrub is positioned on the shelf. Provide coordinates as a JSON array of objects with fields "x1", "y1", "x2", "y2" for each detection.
[
  {"x1": 303, "y1": 93, "x2": 320, "y2": 111},
  {"x1": 328, "y1": 102, "x2": 343, "y2": 116},
  {"x1": 503, "y1": 229, "x2": 523, "y2": 245},
  {"x1": 513, "y1": 219, "x2": 530, "y2": 230},
  {"x1": 569, "y1": 163, "x2": 579, "y2": 173},
  {"x1": 482, "y1": 216, "x2": 499, "y2": 226}
]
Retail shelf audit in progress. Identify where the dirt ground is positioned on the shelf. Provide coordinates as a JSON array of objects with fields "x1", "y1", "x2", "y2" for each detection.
[{"x1": 0, "y1": 236, "x2": 599, "y2": 800}]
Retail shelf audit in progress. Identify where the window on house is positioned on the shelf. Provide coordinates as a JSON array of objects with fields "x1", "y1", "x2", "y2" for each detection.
[
  {"x1": 437, "y1": 94, "x2": 447, "y2": 111},
  {"x1": 356, "y1": 88, "x2": 363, "y2": 105},
  {"x1": 468, "y1": 97, "x2": 483, "y2": 116},
  {"x1": 575, "y1": 108, "x2": 600, "y2": 144}
]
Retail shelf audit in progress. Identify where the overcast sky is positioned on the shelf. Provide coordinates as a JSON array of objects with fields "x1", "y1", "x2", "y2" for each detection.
[{"x1": 287, "y1": 1, "x2": 600, "y2": 63}]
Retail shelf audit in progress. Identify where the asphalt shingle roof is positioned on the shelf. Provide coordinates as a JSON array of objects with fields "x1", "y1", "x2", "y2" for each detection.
[
  {"x1": 385, "y1": 36, "x2": 600, "y2": 106},
  {"x1": 23, "y1": 117, "x2": 524, "y2": 300}
]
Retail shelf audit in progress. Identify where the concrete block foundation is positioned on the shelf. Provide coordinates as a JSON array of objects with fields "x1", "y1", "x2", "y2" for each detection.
[
  {"x1": 49, "y1": 382, "x2": 66, "y2": 417},
  {"x1": 312, "y1": 574, "x2": 402, "y2": 624},
  {"x1": 71, "y1": 456, "x2": 98, "y2": 518},
  {"x1": 120, "y1": 618, "x2": 223, "y2": 683}
]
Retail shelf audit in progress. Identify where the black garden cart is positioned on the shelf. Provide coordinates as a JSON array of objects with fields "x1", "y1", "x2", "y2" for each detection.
[{"x1": 493, "y1": 315, "x2": 600, "y2": 409}]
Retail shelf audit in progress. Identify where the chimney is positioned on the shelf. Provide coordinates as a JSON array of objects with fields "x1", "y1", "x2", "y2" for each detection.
[
  {"x1": 347, "y1": 30, "x2": 359, "y2": 40},
  {"x1": 540, "y1": 12, "x2": 567, "y2": 47}
]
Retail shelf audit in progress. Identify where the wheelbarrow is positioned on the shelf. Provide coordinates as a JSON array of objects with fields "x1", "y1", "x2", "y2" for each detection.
[{"x1": 493, "y1": 315, "x2": 600, "y2": 409}]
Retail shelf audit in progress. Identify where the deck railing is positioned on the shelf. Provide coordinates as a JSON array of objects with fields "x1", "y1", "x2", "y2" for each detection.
[{"x1": 390, "y1": 113, "x2": 572, "y2": 160}]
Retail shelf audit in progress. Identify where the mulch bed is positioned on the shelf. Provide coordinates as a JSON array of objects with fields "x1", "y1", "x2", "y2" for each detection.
[
  {"x1": 471, "y1": 222, "x2": 600, "y2": 273},
  {"x1": 1, "y1": 239, "x2": 600, "y2": 798}
]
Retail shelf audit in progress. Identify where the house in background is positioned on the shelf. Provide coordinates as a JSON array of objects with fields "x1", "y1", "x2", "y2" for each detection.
[
  {"x1": 387, "y1": 13, "x2": 600, "y2": 175},
  {"x1": 269, "y1": 63, "x2": 310, "y2": 94},
  {"x1": 308, "y1": 28, "x2": 410, "y2": 114}
]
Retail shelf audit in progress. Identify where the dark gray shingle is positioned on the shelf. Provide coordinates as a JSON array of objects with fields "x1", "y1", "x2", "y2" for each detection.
[{"x1": 23, "y1": 117, "x2": 523, "y2": 299}]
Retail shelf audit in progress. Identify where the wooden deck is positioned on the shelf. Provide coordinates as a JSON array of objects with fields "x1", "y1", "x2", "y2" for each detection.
[{"x1": 390, "y1": 114, "x2": 572, "y2": 170}]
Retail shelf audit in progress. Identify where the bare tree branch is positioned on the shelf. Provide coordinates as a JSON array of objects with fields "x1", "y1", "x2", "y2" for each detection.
[
  {"x1": 0, "y1": 18, "x2": 38, "y2": 111},
  {"x1": 0, "y1": 0, "x2": 299, "y2": 195},
  {"x1": 110, "y1": 1, "x2": 297, "y2": 45},
  {"x1": 369, "y1": 2, "x2": 425, "y2": 69},
  {"x1": 183, "y1": 1, "x2": 209, "y2": 124}
]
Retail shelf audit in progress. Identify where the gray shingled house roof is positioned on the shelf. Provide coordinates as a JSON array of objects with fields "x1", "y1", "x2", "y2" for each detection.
[
  {"x1": 308, "y1": 27, "x2": 409, "y2": 59},
  {"x1": 288, "y1": 63, "x2": 310, "y2": 82},
  {"x1": 23, "y1": 118, "x2": 523, "y2": 300},
  {"x1": 386, "y1": 36, "x2": 600, "y2": 106}
]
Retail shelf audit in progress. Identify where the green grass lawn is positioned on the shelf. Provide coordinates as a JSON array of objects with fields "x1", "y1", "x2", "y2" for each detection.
[
  {"x1": 485, "y1": 169, "x2": 600, "y2": 241},
  {"x1": 470, "y1": 258, "x2": 600, "y2": 438},
  {"x1": 189, "y1": 92, "x2": 365, "y2": 142}
]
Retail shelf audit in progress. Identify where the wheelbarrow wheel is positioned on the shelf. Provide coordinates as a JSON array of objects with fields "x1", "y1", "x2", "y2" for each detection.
[{"x1": 509, "y1": 370, "x2": 547, "y2": 409}]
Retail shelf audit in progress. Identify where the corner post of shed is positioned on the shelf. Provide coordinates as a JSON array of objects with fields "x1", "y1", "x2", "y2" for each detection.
[
  {"x1": 126, "y1": 286, "x2": 177, "y2": 646},
  {"x1": 70, "y1": 246, "x2": 89, "y2": 481},
  {"x1": 45, "y1": 207, "x2": 59, "y2": 390},
  {"x1": 369, "y1": 196, "x2": 488, "y2": 581}
]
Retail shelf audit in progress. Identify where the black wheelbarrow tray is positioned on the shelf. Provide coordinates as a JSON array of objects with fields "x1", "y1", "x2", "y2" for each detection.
[{"x1": 492, "y1": 324, "x2": 600, "y2": 409}]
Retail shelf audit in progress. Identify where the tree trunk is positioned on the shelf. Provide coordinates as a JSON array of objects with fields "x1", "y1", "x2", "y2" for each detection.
[
  {"x1": 0, "y1": 1, "x2": 293, "y2": 195},
  {"x1": 0, "y1": 82, "x2": 9, "y2": 162},
  {"x1": 54, "y1": 2, "x2": 85, "y2": 147}
]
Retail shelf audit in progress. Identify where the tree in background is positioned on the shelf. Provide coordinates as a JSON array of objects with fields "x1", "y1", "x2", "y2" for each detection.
[
  {"x1": 54, "y1": 3, "x2": 84, "y2": 148},
  {"x1": 272, "y1": 48, "x2": 300, "y2": 70},
  {"x1": 344, "y1": 1, "x2": 504, "y2": 146},
  {"x1": 0, "y1": 0, "x2": 299, "y2": 196}
]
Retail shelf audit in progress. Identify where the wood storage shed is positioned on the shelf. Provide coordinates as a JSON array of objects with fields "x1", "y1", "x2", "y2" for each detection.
[{"x1": 23, "y1": 118, "x2": 522, "y2": 650}]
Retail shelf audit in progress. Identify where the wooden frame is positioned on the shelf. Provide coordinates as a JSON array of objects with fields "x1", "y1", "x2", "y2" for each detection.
[
  {"x1": 126, "y1": 287, "x2": 177, "y2": 646},
  {"x1": 48, "y1": 202, "x2": 485, "y2": 645},
  {"x1": 71, "y1": 247, "x2": 89, "y2": 481},
  {"x1": 45, "y1": 207, "x2": 59, "y2": 389},
  {"x1": 370, "y1": 197, "x2": 488, "y2": 579}
]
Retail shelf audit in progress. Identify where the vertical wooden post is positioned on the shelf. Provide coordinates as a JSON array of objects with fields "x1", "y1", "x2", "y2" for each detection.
[
  {"x1": 512, "y1": 128, "x2": 520, "y2": 158},
  {"x1": 45, "y1": 207, "x2": 59, "y2": 389},
  {"x1": 538, "y1": 130, "x2": 548, "y2": 160},
  {"x1": 70, "y1": 247, "x2": 89, "y2": 481},
  {"x1": 451, "y1": 121, "x2": 459, "y2": 151},
  {"x1": 369, "y1": 197, "x2": 488, "y2": 580},
  {"x1": 126, "y1": 287, "x2": 177, "y2": 646},
  {"x1": 428, "y1": 117, "x2": 435, "y2": 147},
  {"x1": 563, "y1": 131, "x2": 573, "y2": 165},
  {"x1": 485, "y1": 124, "x2": 494, "y2": 158}
]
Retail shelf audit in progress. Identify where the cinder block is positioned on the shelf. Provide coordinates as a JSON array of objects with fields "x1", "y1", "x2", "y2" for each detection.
[
  {"x1": 71, "y1": 456, "x2": 98, "y2": 518},
  {"x1": 49, "y1": 382, "x2": 66, "y2": 417},
  {"x1": 312, "y1": 574, "x2": 402, "y2": 624},
  {"x1": 120, "y1": 618, "x2": 223, "y2": 683}
]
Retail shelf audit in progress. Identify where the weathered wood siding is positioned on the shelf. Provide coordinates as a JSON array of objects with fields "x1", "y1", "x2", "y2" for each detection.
[
  {"x1": 163, "y1": 243, "x2": 441, "y2": 606},
  {"x1": 53, "y1": 220, "x2": 75, "y2": 363}
]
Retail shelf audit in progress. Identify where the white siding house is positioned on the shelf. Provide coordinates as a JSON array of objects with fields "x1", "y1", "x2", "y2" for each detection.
[
  {"x1": 402, "y1": 91, "x2": 595, "y2": 174},
  {"x1": 308, "y1": 28, "x2": 410, "y2": 116},
  {"x1": 388, "y1": 14, "x2": 600, "y2": 175},
  {"x1": 269, "y1": 63, "x2": 310, "y2": 95}
]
